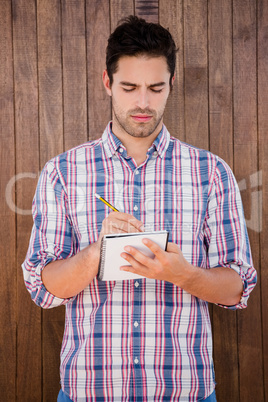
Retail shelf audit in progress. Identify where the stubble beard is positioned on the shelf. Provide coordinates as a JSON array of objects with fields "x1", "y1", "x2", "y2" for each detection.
[{"x1": 112, "y1": 102, "x2": 165, "y2": 139}]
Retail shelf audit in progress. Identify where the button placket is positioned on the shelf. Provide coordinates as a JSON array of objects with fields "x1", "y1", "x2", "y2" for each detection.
[
  {"x1": 131, "y1": 165, "x2": 143, "y2": 398},
  {"x1": 132, "y1": 166, "x2": 141, "y2": 220},
  {"x1": 132, "y1": 278, "x2": 142, "y2": 392}
]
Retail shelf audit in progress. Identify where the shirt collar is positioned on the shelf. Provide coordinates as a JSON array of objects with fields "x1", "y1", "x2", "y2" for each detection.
[
  {"x1": 152, "y1": 124, "x2": 170, "y2": 158},
  {"x1": 102, "y1": 121, "x2": 170, "y2": 159}
]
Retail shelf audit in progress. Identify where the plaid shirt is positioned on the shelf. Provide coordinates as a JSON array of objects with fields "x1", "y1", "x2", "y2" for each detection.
[{"x1": 22, "y1": 122, "x2": 256, "y2": 401}]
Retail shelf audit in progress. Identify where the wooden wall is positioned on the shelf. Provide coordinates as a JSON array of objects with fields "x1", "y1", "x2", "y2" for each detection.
[{"x1": 0, "y1": 0, "x2": 267, "y2": 400}]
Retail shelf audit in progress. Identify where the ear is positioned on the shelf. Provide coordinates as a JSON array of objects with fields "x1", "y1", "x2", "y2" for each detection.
[
  {"x1": 169, "y1": 74, "x2": 176, "y2": 92},
  {"x1": 102, "y1": 70, "x2": 112, "y2": 96}
]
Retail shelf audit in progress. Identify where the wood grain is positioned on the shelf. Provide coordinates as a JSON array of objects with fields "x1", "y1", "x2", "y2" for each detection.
[
  {"x1": 38, "y1": 0, "x2": 63, "y2": 163},
  {"x1": 258, "y1": 0, "x2": 268, "y2": 399},
  {"x1": 160, "y1": 0, "x2": 185, "y2": 142},
  {"x1": 62, "y1": 0, "x2": 87, "y2": 149},
  {"x1": 208, "y1": 0, "x2": 233, "y2": 162},
  {"x1": 233, "y1": 0, "x2": 264, "y2": 400},
  {"x1": 208, "y1": 2, "x2": 239, "y2": 401},
  {"x1": 37, "y1": 0, "x2": 65, "y2": 399},
  {"x1": 0, "y1": 1, "x2": 16, "y2": 399},
  {"x1": 184, "y1": 0, "x2": 209, "y2": 150},
  {"x1": 110, "y1": 0, "x2": 134, "y2": 32},
  {"x1": 86, "y1": 0, "x2": 111, "y2": 140},
  {"x1": 42, "y1": 308, "x2": 65, "y2": 400},
  {"x1": 135, "y1": 0, "x2": 158, "y2": 23},
  {"x1": 12, "y1": 0, "x2": 42, "y2": 400},
  {"x1": 1, "y1": 1, "x2": 267, "y2": 400}
]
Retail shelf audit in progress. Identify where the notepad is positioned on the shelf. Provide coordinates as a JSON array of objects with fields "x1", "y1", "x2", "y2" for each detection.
[{"x1": 97, "y1": 230, "x2": 169, "y2": 281}]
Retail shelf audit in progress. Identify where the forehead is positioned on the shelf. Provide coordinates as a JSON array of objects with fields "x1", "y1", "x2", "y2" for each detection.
[{"x1": 113, "y1": 55, "x2": 170, "y2": 84}]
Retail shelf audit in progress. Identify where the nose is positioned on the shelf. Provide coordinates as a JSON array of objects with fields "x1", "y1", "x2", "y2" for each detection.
[{"x1": 136, "y1": 88, "x2": 149, "y2": 110}]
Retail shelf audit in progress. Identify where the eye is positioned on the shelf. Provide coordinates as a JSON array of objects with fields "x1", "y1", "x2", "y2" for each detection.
[
  {"x1": 150, "y1": 88, "x2": 164, "y2": 93},
  {"x1": 122, "y1": 87, "x2": 135, "y2": 92}
]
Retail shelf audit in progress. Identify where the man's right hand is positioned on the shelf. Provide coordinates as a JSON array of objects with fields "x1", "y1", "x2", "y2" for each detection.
[
  {"x1": 96, "y1": 211, "x2": 145, "y2": 249},
  {"x1": 41, "y1": 212, "x2": 144, "y2": 299}
]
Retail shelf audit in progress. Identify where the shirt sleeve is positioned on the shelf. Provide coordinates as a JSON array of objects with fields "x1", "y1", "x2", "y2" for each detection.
[
  {"x1": 204, "y1": 157, "x2": 257, "y2": 310},
  {"x1": 22, "y1": 161, "x2": 76, "y2": 309}
]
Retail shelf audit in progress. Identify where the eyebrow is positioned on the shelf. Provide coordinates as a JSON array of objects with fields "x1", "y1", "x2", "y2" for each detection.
[{"x1": 119, "y1": 81, "x2": 166, "y2": 88}]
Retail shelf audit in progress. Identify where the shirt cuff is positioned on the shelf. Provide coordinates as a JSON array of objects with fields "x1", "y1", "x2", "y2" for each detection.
[{"x1": 217, "y1": 263, "x2": 257, "y2": 310}]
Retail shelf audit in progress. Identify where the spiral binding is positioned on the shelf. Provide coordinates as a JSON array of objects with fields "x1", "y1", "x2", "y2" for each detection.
[{"x1": 97, "y1": 237, "x2": 107, "y2": 280}]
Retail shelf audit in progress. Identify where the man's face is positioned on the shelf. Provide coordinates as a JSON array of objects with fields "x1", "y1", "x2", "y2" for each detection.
[{"x1": 103, "y1": 55, "x2": 174, "y2": 140}]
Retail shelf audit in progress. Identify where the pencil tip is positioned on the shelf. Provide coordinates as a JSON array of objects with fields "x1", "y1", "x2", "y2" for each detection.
[{"x1": 95, "y1": 193, "x2": 100, "y2": 199}]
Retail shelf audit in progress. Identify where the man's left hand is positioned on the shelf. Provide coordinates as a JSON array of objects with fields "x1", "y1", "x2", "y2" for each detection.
[
  {"x1": 120, "y1": 238, "x2": 244, "y2": 306},
  {"x1": 120, "y1": 239, "x2": 191, "y2": 286}
]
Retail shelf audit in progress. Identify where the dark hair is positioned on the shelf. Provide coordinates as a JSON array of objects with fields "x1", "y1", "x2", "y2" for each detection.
[{"x1": 106, "y1": 15, "x2": 177, "y2": 88}]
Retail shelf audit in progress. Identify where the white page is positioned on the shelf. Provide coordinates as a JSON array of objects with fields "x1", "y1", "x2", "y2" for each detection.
[{"x1": 98, "y1": 231, "x2": 169, "y2": 281}]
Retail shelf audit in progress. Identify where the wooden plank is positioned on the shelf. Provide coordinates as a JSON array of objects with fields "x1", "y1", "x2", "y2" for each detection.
[
  {"x1": 234, "y1": 145, "x2": 262, "y2": 402},
  {"x1": 42, "y1": 309, "x2": 65, "y2": 400},
  {"x1": 37, "y1": 0, "x2": 65, "y2": 400},
  {"x1": 160, "y1": 0, "x2": 185, "y2": 142},
  {"x1": 208, "y1": 0, "x2": 233, "y2": 162},
  {"x1": 135, "y1": 0, "x2": 158, "y2": 23},
  {"x1": 258, "y1": 0, "x2": 268, "y2": 399},
  {"x1": 38, "y1": 0, "x2": 63, "y2": 162},
  {"x1": 62, "y1": 0, "x2": 87, "y2": 149},
  {"x1": 110, "y1": 0, "x2": 134, "y2": 32},
  {"x1": 12, "y1": 0, "x2": 42, "y2": 400},
  {"x1": 208, "y1": 2, "x2": 239, "y2": 401},
  {"x1": 233, "y1": 0, "x2": 264, "y2": 400},
  {"x1": 109, "y1": 0, "x2": 135, "y2": 142},
  {"x1": 0, "y1": 1, "x2": 16, "y2": 400},
  {"x1": 86, "y1": 0, "x2": 111, "y2": 140},
  {"x1": 184, "y1": 0, "x2": 209, "y2": 150}
]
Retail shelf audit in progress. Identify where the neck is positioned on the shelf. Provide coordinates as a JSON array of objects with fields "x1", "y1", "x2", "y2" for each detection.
[
  {"x1": 122, "y1": 137, "x2": 151, "y2": 166},
  {"x1": 111, "y1": 121, "x2": 163, "y2": 166}
]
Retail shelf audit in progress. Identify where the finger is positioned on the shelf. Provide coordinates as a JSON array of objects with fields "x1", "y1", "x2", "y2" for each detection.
[
  {"x1": 107, "y1": 212, "x2": 145, "y2": 232},
  {"x1": 117, "y1": 214, "x2": 145, "y2": 232},
  {"x1": 142, "y1": 238, "x2": 166, "y2": 258},
  {"x1": 120, "y1": 254, "x2": 150, "y2": 277},
  {"x1": 120, "y1": 264, "x2": 148, "y2": 277},
  {"x1": 121, "y1": 246, "x2": 155, "y2": 269}
]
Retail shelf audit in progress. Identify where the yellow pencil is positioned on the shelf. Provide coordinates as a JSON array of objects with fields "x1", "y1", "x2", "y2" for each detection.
[{"x1": 95, "y1": 193, "x2": 119, "y2": 212}]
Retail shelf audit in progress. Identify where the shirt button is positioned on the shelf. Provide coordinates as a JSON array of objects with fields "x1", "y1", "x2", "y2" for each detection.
[
  {"x1": 119, "y1": 148, "x2": 124, "y2": 153},
  {"x1": 133, "y1": 205, "x2": 138, "y2": 211},
  {"x1": 134, "y1": 321, "x2": 139, "y2": 328},
  {"x1": 135, "y1": 170, "x2": 139, "y2": 175},
  {"x1": 153, "y1": 151, "x2": 158, "y2": 156},
  {"x1": 134, "y1": 357, "x2": 139, "y2": 364},
  {"x1": 135, "y1": 281, "x2": 139, "y2": 288}
]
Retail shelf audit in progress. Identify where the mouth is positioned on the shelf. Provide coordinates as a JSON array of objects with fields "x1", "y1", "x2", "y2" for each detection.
[{"x1": 131, "y1": 114, "x2": 153, "y2": 123}]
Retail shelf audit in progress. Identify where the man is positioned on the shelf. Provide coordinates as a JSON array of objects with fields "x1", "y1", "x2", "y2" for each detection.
[{"x1": 22, "y1": 16, "x2": 257, "y2": 402}]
